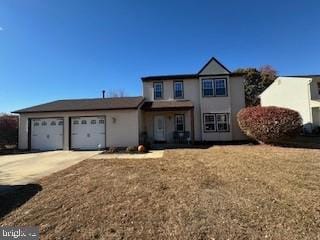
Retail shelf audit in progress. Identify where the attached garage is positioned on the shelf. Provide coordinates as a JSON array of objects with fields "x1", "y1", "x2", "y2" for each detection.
[
  {"x1": 71, "y1": 116, "x2": 106, "y2": 150},
  {"x1": 31, "y1": 118, "x2": 64, "y2": 151},
  {"x1": 14, "y1": 97, "x2": 143, "y2": 150}
]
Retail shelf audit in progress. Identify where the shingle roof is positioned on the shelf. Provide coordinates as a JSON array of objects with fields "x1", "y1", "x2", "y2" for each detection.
[
  {"x1": 141, "y1": 72, "x2": 245, "y2": 81},
  {"x1": 141, "y1": 100, "x2": 193, "y2": 111},
  {"x1": 13, "y1": 97, "x2": 145, "y2": 113}
]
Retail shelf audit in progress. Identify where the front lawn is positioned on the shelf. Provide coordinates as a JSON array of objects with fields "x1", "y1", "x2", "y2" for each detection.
[{"x1": 1, "y1": 145, "x2": 319, "y2": 239}]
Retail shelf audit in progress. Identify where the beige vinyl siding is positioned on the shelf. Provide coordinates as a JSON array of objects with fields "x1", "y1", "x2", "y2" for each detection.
[
  {"x1": 142, "y1": 78, "x2": 202, "y2": 141},
  {"x1": 142, "y1": 75, "x2": 247, "y2": 142},
  {"x1": 230, "y1": 76, "x2": 247, "y2": 140},
  {"x1": 143, "y1": 111, "x2": 192, "y2": 143},
  {"x1": 199, "y1": 75, "x2": 233, "y2": 141},
  {"x1": 18, "y1": 109, "x2": 140, "y2": 150},
  {"x1": 198, "y1": 59, "x2": 229, "y2": 75}
]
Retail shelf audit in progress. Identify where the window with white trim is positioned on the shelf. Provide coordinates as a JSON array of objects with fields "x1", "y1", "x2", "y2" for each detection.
[
  {"x1": 202, "y1": 79, "x2": 214, "y2": 96},
  {"x1": 216, "y1": 113, "x2": 229, "y2": 131},
  {"x1": 154, "y1": 82, "x2": 163, "y2": 99},
  {"x1": 215, "y1": 79, "x2": 227, "y2": 96},
  {"x1": 175, "y1": 114, "x2": 185, "y2": 132},
  {"x1": 202, "y1": 78, "x2": 227, "y2": 97},
  {"x1": 174, "y1": 81, "x2": 184, "y2": 98},
  {"x1": 203, "y1": 114, "x2": 216, "y2": 131}
]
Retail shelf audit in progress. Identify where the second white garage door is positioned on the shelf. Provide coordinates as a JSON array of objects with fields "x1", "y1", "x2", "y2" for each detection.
[{"x1": 71, "y1": 116, "x2": 106, "y2": 150}]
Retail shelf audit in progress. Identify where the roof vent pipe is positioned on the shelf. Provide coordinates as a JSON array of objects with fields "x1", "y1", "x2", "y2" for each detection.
[{"x1": 102, "y1": 90, "x2": 106, "y2": 99}]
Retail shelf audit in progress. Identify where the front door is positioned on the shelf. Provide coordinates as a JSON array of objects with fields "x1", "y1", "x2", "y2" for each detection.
[{"x1": 154, "y1": 115, "x2": 166, "y2": 141}]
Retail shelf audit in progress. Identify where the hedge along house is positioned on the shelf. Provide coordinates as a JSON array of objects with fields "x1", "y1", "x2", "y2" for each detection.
[{"x1": 13, "y1": 57, "x2": 248, "y2": 151}]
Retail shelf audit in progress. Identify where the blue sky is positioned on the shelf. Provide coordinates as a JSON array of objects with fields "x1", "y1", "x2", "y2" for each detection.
[{"x1": 0, "y1": 0, "x2": 319, "y2": 113}]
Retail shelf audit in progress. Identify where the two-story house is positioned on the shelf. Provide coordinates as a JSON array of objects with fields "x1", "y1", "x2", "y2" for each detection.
[
  {"x1": 140, "y1": 57, "x2": 247, "y2": 143},
  {"x1": 260, "y1": 75, "x2": 320, "y2": 133},
  {"x1": 13, "y1": 57, "x2": 247, "y2": 151}
]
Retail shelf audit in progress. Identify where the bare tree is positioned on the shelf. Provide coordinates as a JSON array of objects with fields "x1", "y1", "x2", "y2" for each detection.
[{"x1": 106, "y1": 89, "x2": 127, "y2": 98}]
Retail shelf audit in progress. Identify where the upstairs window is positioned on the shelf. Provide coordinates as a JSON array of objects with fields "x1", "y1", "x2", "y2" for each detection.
[
  {"x1": 154, "y1": 82, "x2": 163, "y2": 99},
  {"x1": 175, "y1": 114, "x2": 185, "y2": 132},
  {"x1": 202, "y1": 78, "x2": 227, "y2": 97},
  {"x1": 174, "y1": 81, "x2": 184, "y2": 99},
  {"x1": 202, "y1": 79, "x2": 214, "y2": 96},
  {"x1": 215, "y1": 79, "x2": 227, "y2": 96}
]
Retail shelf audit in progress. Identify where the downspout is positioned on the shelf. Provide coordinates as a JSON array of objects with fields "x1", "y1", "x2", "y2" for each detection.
[{"x1": 307, "y1": 79, "x2": 313, "y2": 132}]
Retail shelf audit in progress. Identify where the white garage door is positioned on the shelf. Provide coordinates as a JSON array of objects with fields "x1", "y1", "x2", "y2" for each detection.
[
  {"x1": 71, "y1": 116, "x2": 106, "y2": 150},
  {"x1": 31, "y1": 118, "x2": 64, "y2": 151}
]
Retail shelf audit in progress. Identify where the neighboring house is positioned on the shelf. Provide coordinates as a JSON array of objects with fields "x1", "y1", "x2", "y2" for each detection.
[
  {"x1": 13, "y1": 57, "x2": 247, "y2": 151},
  {"x1": 260, "y1": 75, "x2": 320, "y2": 132}
]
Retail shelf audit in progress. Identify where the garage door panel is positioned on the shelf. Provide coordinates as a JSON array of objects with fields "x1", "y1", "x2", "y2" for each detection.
[
  {"x1": 31, "y1": 118, "x2": 64, "y2": 151},
  {"x1": 71, "y1": 116, "x2": 106, "y2": 150}
]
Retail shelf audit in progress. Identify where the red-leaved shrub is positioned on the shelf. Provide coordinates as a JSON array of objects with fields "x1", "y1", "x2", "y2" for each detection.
[{"x1": 237, "y1": 106, "x2": 302, "y2": 143}]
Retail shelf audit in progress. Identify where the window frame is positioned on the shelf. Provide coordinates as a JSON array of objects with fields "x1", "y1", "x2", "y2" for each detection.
[
  {"x1": 202, "y1": 78, "x2": 228, "y2": 97},
  {"x1": 214, "y1": 78, "x2": 227, "y2": 97},
  {"x1": 203, "y1": 113, "x2": 216, "y2": 132},
  {"x1": 203, "y1": 113, "x2": 230, "y2": 133},
  {"x1": 202, "y1": 79, "x2": 215, "y2": 97},
  {"x1": 175, "y1": 114, "x2": 185, "y2": 132},
  {"x1": 153, "y1": 81, "x2": 163, "y2": 100},
  {"x1": 216, "y1": 113, "x2": 230, "y2": 132},
  {"x1": 174, "y1": 81, "x2": 184, "y2": 99}
]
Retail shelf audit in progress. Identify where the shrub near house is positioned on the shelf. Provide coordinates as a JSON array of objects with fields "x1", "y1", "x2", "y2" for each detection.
[
  {"x1": 237, "y1": 106, "x2": 302, "y2": 143},
  {"x1": 0, "y1": 115, "x2": 18, "y2": 148}
]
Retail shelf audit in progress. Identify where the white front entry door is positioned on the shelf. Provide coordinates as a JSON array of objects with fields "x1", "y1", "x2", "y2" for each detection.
[
  {"x1": 154, "y1": 115, "x2": 166, "y2": 141},
  {"x1": 31, "y1": 118, "x2": 64, "y2": 151},
  {"x1": 71, "y1": 116, "x2": 106, "y2": 150}
]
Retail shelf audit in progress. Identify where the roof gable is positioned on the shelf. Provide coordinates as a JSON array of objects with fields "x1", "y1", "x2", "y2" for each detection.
[{"x1": 198, "y1": 57, "x2": 231, "y2": 75}]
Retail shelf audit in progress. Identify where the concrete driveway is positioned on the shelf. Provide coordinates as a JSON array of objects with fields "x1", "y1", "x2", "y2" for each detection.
[{"x1": 0, "y1": 151, "x2": 101, "y2": 185}]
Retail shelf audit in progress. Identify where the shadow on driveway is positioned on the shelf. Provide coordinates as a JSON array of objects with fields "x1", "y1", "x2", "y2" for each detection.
[{"x1": 0, "y1": 184, "x2": 42, "y2": 219}]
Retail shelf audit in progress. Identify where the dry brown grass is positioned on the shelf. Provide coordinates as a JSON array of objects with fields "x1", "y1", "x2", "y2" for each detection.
[{"x1": 1, "y1": 145, "x2": 320, "y2": 239}]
